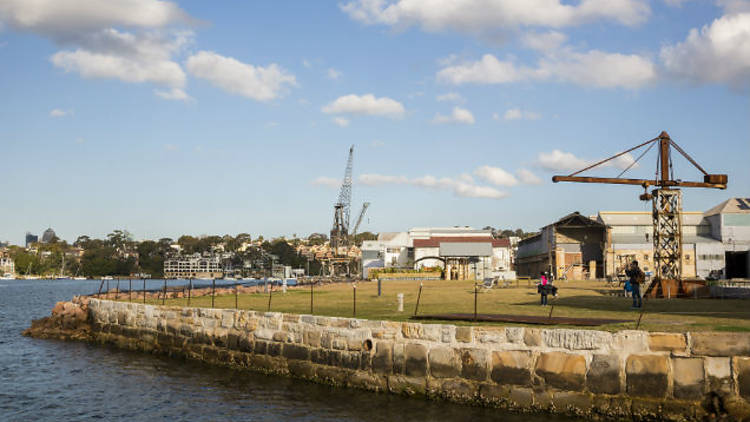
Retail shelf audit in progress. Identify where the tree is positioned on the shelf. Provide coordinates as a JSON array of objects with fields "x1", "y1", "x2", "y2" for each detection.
[{"x1": 74, "y1": 235, "x2": 91, "y2": 248}]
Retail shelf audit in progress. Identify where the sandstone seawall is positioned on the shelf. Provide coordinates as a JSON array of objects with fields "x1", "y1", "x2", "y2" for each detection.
[{"x1": 25, "y1": 298, "x2": 750, "y2": 421}]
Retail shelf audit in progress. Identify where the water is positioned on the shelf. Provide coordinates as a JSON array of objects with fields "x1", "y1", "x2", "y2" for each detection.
[{"x1": 0, "y1": 279, "x2": 575, "y2": 421}]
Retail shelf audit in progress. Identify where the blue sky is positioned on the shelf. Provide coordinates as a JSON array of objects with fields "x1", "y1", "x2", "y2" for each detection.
[{"x1": 0, "y1": 0, "x2": 748, "y2": 244}]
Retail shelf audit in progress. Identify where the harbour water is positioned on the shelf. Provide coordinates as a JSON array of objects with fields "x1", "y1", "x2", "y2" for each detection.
[{"x1": 1, "y1": 279, "x2": 575, "y2": 421}]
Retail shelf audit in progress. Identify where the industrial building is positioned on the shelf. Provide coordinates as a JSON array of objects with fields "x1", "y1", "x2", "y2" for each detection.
[
  {"x1": 516, "y1": 198, "x2": 750, "y2": 281},
  {"x1": 361, "y1": 227, "x2": 513, "y2": 279},
  {"x1": 163, "y1": 253, "x2": 223, "y2": 279}
]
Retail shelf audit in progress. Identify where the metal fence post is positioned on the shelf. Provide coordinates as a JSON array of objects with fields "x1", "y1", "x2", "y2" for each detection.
[
  {"x1": 142, "y1": 278, "x2": 146, "y2": 304},
  {"x1": 414, "y1": 282, "x2": 423, "y2": 317},
  {"x1": 211, "y1": 278, "x2": 216, "y2": 308},
  {"x1": 128, "y1": 279, "x2": 132, "y2": 302},
  {"x1": 353, "y1": 283, "x2": 357, "y2": 317},
  {"x1": 310, "y1": 281, "x2": 314, "y2": 315},
  {"x1": 473, "y1": 283, "x2": 478, "y2": 321},
  {"x1": 267, "y1": 285, "x2": 273, "y2": 312},
  {"x1": 162, "y1": 279, "x2": 167, "y2": 305},
  {"x1": 115, "y1": 279, "x2": 120, "y2": 300},
  {"x1": 188, "y1": 278, "x2": 192, "y2": 307}
]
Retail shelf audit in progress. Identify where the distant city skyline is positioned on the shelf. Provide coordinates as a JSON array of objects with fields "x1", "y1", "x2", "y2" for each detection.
[{"x1": 1, "y1": 1, "x2": 748, "y2": 246}]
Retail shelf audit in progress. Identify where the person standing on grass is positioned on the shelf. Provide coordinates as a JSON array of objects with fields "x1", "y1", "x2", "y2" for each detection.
[
  {"x1": 625, "y1": 260, "x2": 645, "y2": 309},
  {"x1": 538, "y1": 271, "x2": 549, "y2": 306}
]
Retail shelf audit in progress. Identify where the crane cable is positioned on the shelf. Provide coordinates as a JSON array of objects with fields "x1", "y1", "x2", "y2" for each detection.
[{"x1": 616, "y1": 140, "x2": 657, "y2": 179}]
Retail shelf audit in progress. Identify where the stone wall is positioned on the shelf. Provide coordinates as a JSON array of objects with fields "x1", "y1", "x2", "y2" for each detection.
[{"x1": 83, "y1": 299, "x2": 750, "y2": 421}]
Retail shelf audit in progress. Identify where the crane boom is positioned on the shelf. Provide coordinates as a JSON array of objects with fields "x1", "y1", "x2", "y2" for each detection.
[{"x1": 352, "y1": 202, "x2": 370, "y2": 236}]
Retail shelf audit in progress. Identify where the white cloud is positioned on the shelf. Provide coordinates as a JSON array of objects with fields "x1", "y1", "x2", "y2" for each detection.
[
  {"x1": 311, "y1": 176, "x2": 341, "y2": 188},
  {"x1": 49, "y1": 108, "x2": 70, "y2": 117},
  {"x1": 340, "y1": 0, "x2": 650, "y2": 33},
  {"x1": 358, "y1": 172, "x2": 507, "y2": 199},
  {"x1": 717, "y1": 0, "x2": 750, "y2": 14},
  {"x1": 155, "y1": 87, "x2": 190, "y2": 100},
  {"x1": 536, "y1": 150, "x2": 639, "y2": 172},
  {"x1": 327, "y1": 67, "x2": 342, "y2": 79},
  {"x1": 432, "y1": 106, "x2": 475, "y2": 125},
  {"x1": 333, "y1": 117, "x2": 350, "y2": 127},
  {"x1": 0, "y1": 1, "x2": 194, "y2": 100},
  {"x1": 436, "y1": 92, "x2": 464, "y2": 102},
  {"x1": 474, "y1": 165, "x2": 518, "y2": 187},
  {"x1": 517, "y1": 168, "x2": 543, "y2": 185},
  {"x1": 438, "y1": 51, "x2": 655, "y2": 89},
  {"x1": 322, "y1": 94, "x2": 405, "y2": 118},
  {"x1": 503, "y1": 108, "x2": 541, "y2": 120},
  {"x1": 522, "y1": 30, "x2": 567, "y2": 52},
  {"x1": 660, "y1": 12, "x2": 750, "y2": 91},
  {"x1": 186, "y1": 51, "x2": 297, "y2": 101}
]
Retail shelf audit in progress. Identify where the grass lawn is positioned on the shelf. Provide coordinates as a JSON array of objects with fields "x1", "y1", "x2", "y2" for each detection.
[{"x1": 138, "y1": 279, "x2": 750, "y2": 332}]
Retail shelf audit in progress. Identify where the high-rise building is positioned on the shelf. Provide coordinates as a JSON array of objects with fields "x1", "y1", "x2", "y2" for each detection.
[
  {"x1": 25, "y1": 232, "x2": 38, "y2": 247},
  {"x1": 41, "y1": 228, "x2": 56, "y2": 243}
]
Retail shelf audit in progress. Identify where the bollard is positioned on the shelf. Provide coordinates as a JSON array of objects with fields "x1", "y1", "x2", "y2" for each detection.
[
  {"x1": 267, "y1": 286, "x2": 273, "y2": 312},
  {"x1": 187, "y1": 278, "x2": 192, "y2": 307},
  {"x1": 310, "y1": 282, "x2": 314, "y2": 315},
  {"x1": 377, "y1": 279, "x2": 382, "y2": 297},
  {"x1": 142, "y1": 279, "x2": 146, "y2": 304},
  {"x1": 97, "y1": 279, "x2": 104, "y2": 298},
  {"x1": 162, "y1": 279, "x2": 167, "y2": 305},
  {"x1": 397, "y1": 293, "x2": 404, "y2": 312},
  {"x1": 129, "y1": 279, "x2": 132, "y2": 302},
  {"x1": 667, "y1": 286, "x2": 671, "y2": 299},
  {"x1": 414, "y1": 283, "x2": 423, "y2": 316},
  {"x1": 211, "y1": 279, "x2": 216, "y2": 308},
  {"x1": 282, "y1": 279, "x2": 287, "y2": 294}
]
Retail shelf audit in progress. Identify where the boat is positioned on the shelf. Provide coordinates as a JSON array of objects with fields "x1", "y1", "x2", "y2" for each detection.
[
  {"x1": 73, "y1": 276, "x2": 87, "y2": 280},
  {"x1": 101, "y1": 276, "x2": 114, "y2": 281},
  {"x1": 0, "y1": 273, "x2": 14, "y2": 280},
  {"x1": 55, "y1": 255, "x2": 69, "y2": 280}
]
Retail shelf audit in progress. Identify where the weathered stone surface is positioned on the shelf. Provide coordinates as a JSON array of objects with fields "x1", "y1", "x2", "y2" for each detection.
[
  {"x1": 543, "y1": 329, "x2": 611, "y2": 350},
  {"x1": 736, "y1": 357, "x2": 750, "y2": 400},
  {"x1": 587, "y1": 354, "x2": 621, "y2": 395},
  {"x1": 387, "y1": 375, "x2": 426, "y2": 396},
  {"x1": 476, "y1": 328, "x2": 505, "y2": 344},
  {"x1": 401, "y1": 323, "x2": 441, "y2": 342},
  {"x1": 672, "y1": 357, "x2": 704, "y2": 400},
  {"x1": 478, "y1": 383, "x2": 510, "y2": 404},
  {"x1": 282, "y1": 344, "x2": 310, "y2": 361},
  {"x1": 303, "y1": 330, "x2": 321, "y2": 348},
  {"x1": 524, "y1": 328, "x2": 542, "y2": 347},
  {"x1": 460, "y1": 348, "x2": 489, "y2": 381},
  {"x1": 429, "y1": 346, "x2": 460, "y2": 378},
  {"x1": 552, "y1": 391, "x2": 593, "y2": 413},
  {"x1": 372, "y1": 341, "x2": 393, "y2": 374},
  {"x1": 505, "y1": 327, "x2": 524, "y2": 344},
  {"x1": 491, "y1": 351, "x2": 532, "y2": 386},
  {"x1": 626, "y1": 354, "x2": 668, "y2": 398},
  {"x1": 691, "y1": 332, "x2": 750, "y2": 357},
  {"x1": 455, "y1": 326, "x2": 472, "y2": 343},
  {"x1": 648, "y1": 333, "x2": 687, "y2": 353},
  {"x1": 705, "y1": 357, "x2": 732, "y2": 393},
  {"x1": 435, "y1": 379, "x2": 477, "y2": 403},
  {"x1": 404, "y1": 343, "x2": 428, "y2": 377},
  {"x1": 535, "y1": 352, "x2": 586, "y2": 391}
]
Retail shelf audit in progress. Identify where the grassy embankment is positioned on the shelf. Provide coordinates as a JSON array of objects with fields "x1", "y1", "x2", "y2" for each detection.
[{"x1": 135, "y1": 279, "x2": 750, "y2": 332}]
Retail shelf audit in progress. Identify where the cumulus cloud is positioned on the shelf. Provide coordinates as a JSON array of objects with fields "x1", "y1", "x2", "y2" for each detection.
[
  {"x1": 0, "y1": 0, "x2": 194, "y2": 100},
  {"x1": 333, "y1": 117, "x2": 350, "y2": 127},
  {"x1": 660, "y1": 11, "x2": 750, "y2": 91},
  {"x1": 503, "y1": 108, "x2": 541, "y2": 120},
  {"x1": 474, "y1": 165, "x2": 518, "y2": 187},
  {"x1": 340, "y1": 0, "x2": 650, "y2": 34},
  {"x1": 536, "y1": 150, "x2": 639, "y2": 172},
  {"x1": 49, "y1": 108, "x2": 70, "y2": 117},
  {"x1": 432, "y1": 106, "x2": 475, "y2": 125},
  {"x1": 521, "y1": 30, "x2": 568, "y2": 52},
  {"x1": 311, "y1": 176, "x2": 342, "y2": 188},
  {"x1": 438, "y1": 50, "x2": 655, "y2": 89},
  {"x1": 436, "y1": 92, "x2": 464, "y2": 102},
  {"x1": 327, "y1": 67, "x2": 342, "y2": 79},
  {"x1": 322, "y1": 94, "x2": 405, "y2": 118},
  {"x1": 358, "y1": 173, "x2": 507, "y2": 199},
  {"x1": 517, "y1": 168, "x2": 543, "y2": 185},
  {"x1": 186, "y1": 51, "x2": 296, "y2": 101}
]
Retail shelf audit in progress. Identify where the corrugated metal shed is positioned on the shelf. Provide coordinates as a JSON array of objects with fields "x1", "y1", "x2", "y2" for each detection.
[{"x1": 439, "y1": 242, "x2": 492, "y2": 257}]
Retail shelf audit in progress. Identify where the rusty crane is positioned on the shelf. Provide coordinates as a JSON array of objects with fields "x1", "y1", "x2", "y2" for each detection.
[{"x1": 552, "y1": 131, "x2": 727, "y2": 297}]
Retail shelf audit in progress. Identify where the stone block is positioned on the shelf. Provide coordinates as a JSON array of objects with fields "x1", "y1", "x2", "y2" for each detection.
[
  {"x1": 348, "y1": 372, "x2": 386, "y2": 392},
  {"x1": 478, "y1": 383, "x2": 509, "y2": 405},
  {"x1": 692, "y1": 332, "x2": 750, "y2": 357},
  {"x1": 509, "y1": 387, "x2": 534, "y2": 407},
  {"x1": 552, "y1": 391, "x2": 593, "y2": 413},
  {"x1": 341, "y1": 351, "x2": 361, "y2": 370},
  {"x1": 393, "y1": 343, "x2": 405, "y2": 374},
  {"x1": 435, "y1": 379, "x2": 477, "y2": 403},
  {"x1": 372, "y1": 341, "x2": 393, "y2": 374},
  {"x1": 491, "y1": 351, "x2": 532, "y2": 386},
  {"x1": 387, "y1": 375, "x2": 426, "y2": 396},
  {"x1": 534, "y1": 351, "x2": 586, "y2": 391},
  {"x1": 586, "y1": 354, "x2": 621, "y2": 395},
  {"x1": 455, "y1": 326, "x2": 473, "y2": 343},
  {"x1": 476, "y1": 328, "x2": 505, "y2": 344},
  {"x1": 506, "y1": 327, "x2": 524, "y2": 344},
  {"x1": 404, "y1": 343, "x2": 428, "y2": 377},
  {"x1": 648, "y1": 333, "x2": 687, "y2": 353},
  {"x1": 460, "y1": 348, "x2": 489, "y2": 381},
  {"x1": 402, "y1": 323, "x2": 441, "y2": 342},
  {"x1": 524, "y1": 328, "x2": 542, "y2": 347},
  {"x1": 705, "y1": 357, "x2": 732, "y2": 393},
  {"x1": 282, "y1": 344, "x2": 310, "y2": 361},
  {"x1": 441, "y1": 325, "x2": 456, "y2": 343},
  {"x1": 672, "y1": 357, "x2": 704, "y2": 400},
  {"x1": 287, "y1": 360, "x2": 315, "y2": 379},
  {"x1": 303, "y1": 330, "x2": 322, "y2": 348},
  {"x1": 428, "y1": 346, "x2": 460, "y2": 378},
  {"x1": 735, "y1": 357, "x2": 750, "y2": 399},
  {"x1": 626, "y1": 354, "x2": 668, "y2": 398},
  {"x1": 543, "y1": 329, "x2": 612, "y2": 350}
]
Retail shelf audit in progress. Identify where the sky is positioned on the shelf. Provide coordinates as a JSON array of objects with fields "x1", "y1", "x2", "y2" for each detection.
[{"x1": 0, "y1": 0, "x2": 748, "y2": 245}]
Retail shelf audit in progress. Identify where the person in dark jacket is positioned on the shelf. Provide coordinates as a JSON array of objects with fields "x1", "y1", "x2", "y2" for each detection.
[
  {"x1": 538, "y1": 271, "x2": 549, "y2": 306},
  {"x1": 625, "y1": 260, "x2": 644, "y2": 309}
]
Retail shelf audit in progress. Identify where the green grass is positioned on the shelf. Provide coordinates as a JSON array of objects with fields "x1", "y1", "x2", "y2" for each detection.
[{"x1": 131, "y1": 279, "x2": 750, "y2": 332}]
